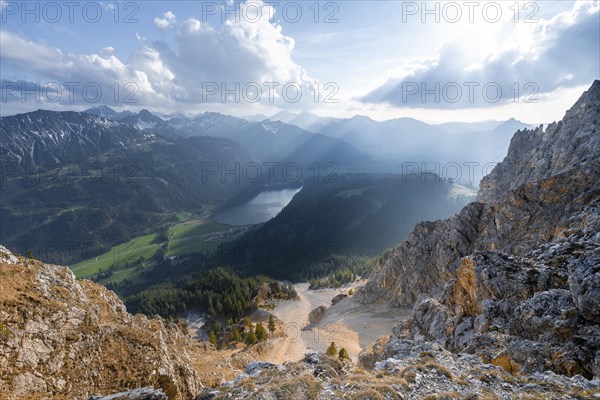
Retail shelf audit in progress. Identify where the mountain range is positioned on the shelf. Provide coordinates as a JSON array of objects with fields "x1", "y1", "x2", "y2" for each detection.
[
  {"x1": 87, "y1": 107, "x2": 371, "y2": 172},
  {"x1": 0, "y1": 81, "x2": 597, "y2": 399},
  {"x1": 0, "y1": 103, "x2": 539, "y2": 265},
  {"x1": 88, "y1": 106, "x2": 535, "y2": 185}
]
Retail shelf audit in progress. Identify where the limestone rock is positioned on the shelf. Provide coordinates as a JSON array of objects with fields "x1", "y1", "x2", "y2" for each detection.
[
  {"x1": 90, "y1": 387, "x2": 167, "y2": 400},
  {"x1": 358, "y1": 81, "x2": 600, "y2": 308},
  {"x1": 0, "y1": 247, "x2": 202, "y2": 399},
  {"x1": 0, "y1": 245, "x2": 18, "y2": 265},
  {"x1": 331, "y1": 293, "x2": 347, "y2": 305},
  {"x1": 478, "y1": 80, "x2": 600, "y2": 203},
  {"x1": 569, "y1": 251, "x2": 600, "y2": 323},
  {"x1": 308, "y1": 306, "x2": 327, "y2": 325},
  {"x1": 199, "y1": 338, "x2": 600, "y2": 399}
]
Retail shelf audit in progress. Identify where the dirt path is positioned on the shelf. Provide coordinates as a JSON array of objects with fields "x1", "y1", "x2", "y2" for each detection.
[{"x1": 265, "y1": 283, "x2": 333, "y2": 363}]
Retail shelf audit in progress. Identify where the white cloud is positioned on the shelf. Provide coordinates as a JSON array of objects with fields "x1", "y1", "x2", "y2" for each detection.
[
  {"x1": 0, "y1": 30, "x2": 64, "y2": 71},
  {"x1": 172, "y1": 2, "x2": 303, "y2": 80},
  {"x1": 362, "y1": 1, "x2": 600, "y2": 109},
  {"x1": 154, "y1": 11, "x2": 176, "y2": 29},
  {"x1": 0, "y1": 1, "x2": 313, "y2": 110},
  {"x1": 184, "y1": 18, "x2": 202, "y2": 33},
  {"x1": 1, "y1": 29, "x2": 177, "y2": 109}
]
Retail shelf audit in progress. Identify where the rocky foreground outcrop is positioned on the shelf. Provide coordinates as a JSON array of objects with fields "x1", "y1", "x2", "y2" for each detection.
[
  {"x1": 355, "y1": 81, "x2": 600, "y2": 380},
  {"x1": 196, "y1": 349, "x2": 599, "y2": 399},
  {"x1": 0, "y1": 245, "x2": 202, "y2": 399}
]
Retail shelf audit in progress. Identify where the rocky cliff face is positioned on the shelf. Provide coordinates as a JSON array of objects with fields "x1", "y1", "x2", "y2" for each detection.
[
  {"x1": 0, "y1": 245, "x2": 202, "y2": 399},
  {"x1": 357, "y1": 80, "x2": 600, "y2": 379}
]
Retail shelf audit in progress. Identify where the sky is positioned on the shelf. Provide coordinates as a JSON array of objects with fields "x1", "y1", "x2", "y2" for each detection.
[{"x1": 1, "y1": 0, "x2": 599, "y2": 123}]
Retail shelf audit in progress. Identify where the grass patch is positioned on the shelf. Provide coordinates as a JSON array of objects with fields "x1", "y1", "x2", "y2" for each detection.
[
  {"x1": 71, "y1": 217, "x2": 242, "y2": 274},
  {"x1": 70, "y1": 233, "x2": 161, "y2": 278},
  {"x1": 274, "y1": 374, "x2": 322, "y2": 400},
  {"x1": 70, "y1": 213, "x2": 247, "y2": 286},
  {"x1": 167, "y1": 221, "x2": 238, "y2": 257},
  {"x1": 419, "y1": 362, "x2": 454, "y2": 380},
  {"x1": 423, "y1": 392, "x2": 461, "y2": 400},
  {"x1": 400, "y1": 367, "x2": 417, "y2": 383},
  {"x1": 0, "y1": 323, "x2": 12, "y2": 343}
]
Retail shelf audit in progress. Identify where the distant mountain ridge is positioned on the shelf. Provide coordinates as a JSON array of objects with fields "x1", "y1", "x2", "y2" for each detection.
[
  {"x1": 84, "y1": 105, "x2": 534, "y2": 141},
  {"x1": 80, "y1": 107, "x2": 535, "y2": 186},
  {"x1": 0, "y1": 110, "x2": 151, "y2": 168},
  {"x1": 85, "y1": 105, "x2": 134, "y2": 120},
  {"x1": 267, "y1": 110, "x2": 337, "y2": 131},
  {"x1": 262, "y1": 111, "x2": 535, "y2": 185},
  {"x1": 434, "y1": 118, "x2": 534, "y2": 134},
  {"x1": 106, "y1": 108, "x2": 371, "y2": 171},
  {"x1": 165, "y1": 111, "x2": 249, "y2": 135},
  {"x1": 119, "y1": 109, "x2": 183, "y2": 138}
]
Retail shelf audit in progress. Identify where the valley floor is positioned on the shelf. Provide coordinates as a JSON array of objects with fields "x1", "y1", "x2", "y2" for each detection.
[
  {"x1": 178, "y1": 281, "x2": 409, "y2": 390},
  {"x1": 262, "y1": 282, "x2": 403, "y2": 363}
]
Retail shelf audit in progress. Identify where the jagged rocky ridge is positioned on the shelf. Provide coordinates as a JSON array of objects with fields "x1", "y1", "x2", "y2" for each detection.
[
  {"x1": 0, "y1": 245, "x2": 202, "y2": 399},
  {"x1": 356, "y1": 80, "x2": 600, "y2": 378}
]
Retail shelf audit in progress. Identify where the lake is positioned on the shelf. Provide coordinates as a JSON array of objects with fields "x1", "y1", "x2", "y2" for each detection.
[{"x1": 213, "y1": 186, "x2": 302, "y2": 225}]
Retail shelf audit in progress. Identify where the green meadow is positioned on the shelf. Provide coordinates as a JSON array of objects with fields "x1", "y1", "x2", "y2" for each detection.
[{"x1": 70, "y1": 218, "x2": 245, "y2": 283}]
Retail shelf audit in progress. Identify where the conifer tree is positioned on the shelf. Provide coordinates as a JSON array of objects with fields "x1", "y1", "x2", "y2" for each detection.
[
  {"x1": 338, "y1": 347, "x2": 349, "y2": 360},
  {"x1": 245, "y1": 330, "x2": 257, "y2": 345},
  {"x1": 255, "y1": 322, "x2": 268, "y2": 341},
  {"x1": 268, "y1": 314, "x2": 276, "y2": 337},
  {"x1": 208, "y1": 330, "x2": 218, "y2": 348},
  {"x1": 326, "y1": 341, "x2": 337, "y2": 356},
  {"x1": 233, "y1": 326, "x2": 242, "y2": 342}
]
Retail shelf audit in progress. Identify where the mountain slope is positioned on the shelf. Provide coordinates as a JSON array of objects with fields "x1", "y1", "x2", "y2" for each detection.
[
  {"x1": 316, "y1": 115, "x2": 443, "y2": 155},
  {"x1": 0, "y1": 111, "x2": 252, "y2": 264},
  {"x1": 165, "y1": 114, "x2": 370, "y2": 171},
  {"x1": 232, "y1": 120, "x2": 369, "y2": 167},
  {"x1": 0, "y1": 245, "x2": 201, "y2": 399},
  {"x1": 356, "y1": 80, "x2": 600, "y2": 377},
  {"x1": 3, "y1": 245, "x2": 595, "y2": 400},
  {"x1": 0, "y1": 110, "x2": 150, "y2": 168},
  {"x1": 221, "y1": 173, "x2": 473, "y2": 279},
  {"x1": 359, "y1": 80, "x2": 600, "y2": 306}
]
